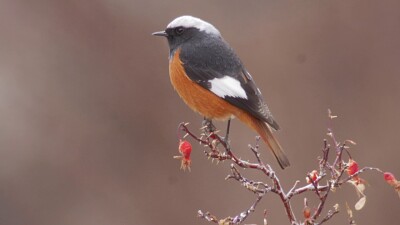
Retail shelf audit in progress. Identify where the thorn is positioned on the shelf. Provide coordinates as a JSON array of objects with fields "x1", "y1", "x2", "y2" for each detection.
[
  {"x1": 263, "y1": 210, "x2": 268, "y2": 225},
  {"x1": 346, "y1": 202, "x2": 353, "y2": 218},
  {"x1": 345, "y1": 140, "x2": 357, "y2": 145},
  {"x1": 328, "y1": 109, "x2": 338, "y2": 119},
  {"x1": 184, "y1": 122, "x2": 190, "y2": 126},
  {"x1": 183, "y1": 133, "x2": 189, "y2": 138},
  {"x1": 334, "y1": 203, "x2": 339, "y2": 211}
]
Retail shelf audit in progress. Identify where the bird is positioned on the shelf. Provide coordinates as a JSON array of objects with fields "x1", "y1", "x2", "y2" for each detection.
[{"x1": 153, "y1": 15, "x2": 290, "y2": 169}]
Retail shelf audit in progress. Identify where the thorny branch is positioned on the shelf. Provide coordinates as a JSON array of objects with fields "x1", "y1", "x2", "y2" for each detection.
[{"x1": 177, "y1": 111, "x2": 389, "y2": 225}]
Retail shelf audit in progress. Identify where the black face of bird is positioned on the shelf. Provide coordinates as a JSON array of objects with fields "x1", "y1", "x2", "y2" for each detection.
[{"x1": 153, "y1": 27, "x2": 205, "y2": 53}]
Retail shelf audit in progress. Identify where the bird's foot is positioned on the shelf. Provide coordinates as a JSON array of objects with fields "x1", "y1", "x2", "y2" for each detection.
[
  {"x1": 201, "y1": 118, "x2": 231, "y2": 149},
  {"x1": 202, "y1": 118, "x2": 216, "y2": 133},
  {"x1": 221, "y1": 136, "x2": 231, "y2": 150}
]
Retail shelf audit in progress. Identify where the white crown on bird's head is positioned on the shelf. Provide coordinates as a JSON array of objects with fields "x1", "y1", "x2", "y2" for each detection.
[{"x1": 167, "y1": 15, "x2": 221, "y2": 36}]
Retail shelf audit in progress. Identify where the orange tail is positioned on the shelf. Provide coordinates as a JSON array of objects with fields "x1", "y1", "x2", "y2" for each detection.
[{"x1": 236, "y1": 112, "x2": 290, "y2": 169}]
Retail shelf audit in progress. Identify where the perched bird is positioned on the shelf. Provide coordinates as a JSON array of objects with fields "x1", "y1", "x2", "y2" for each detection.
[{"x1": 153, "y1": 15, "x2": 290, "y2": 169}]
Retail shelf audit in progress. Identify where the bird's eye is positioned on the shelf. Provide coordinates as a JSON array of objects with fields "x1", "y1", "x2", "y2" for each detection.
[{"x1": 175, "y1": 27, "x2": 185, "y2": 35}]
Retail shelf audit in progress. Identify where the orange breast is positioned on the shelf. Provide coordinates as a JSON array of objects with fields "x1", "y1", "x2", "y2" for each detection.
[{"x1": 169, "y1": 49, "x2": 241, "y2": 120}]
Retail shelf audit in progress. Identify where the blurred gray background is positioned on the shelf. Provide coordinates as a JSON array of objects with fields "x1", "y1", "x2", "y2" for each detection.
[{"x1": 0, "y1": 0, "x2": 399, "y2": 224}]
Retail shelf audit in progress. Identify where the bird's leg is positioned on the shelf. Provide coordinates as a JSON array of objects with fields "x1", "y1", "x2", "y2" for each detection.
[
  {"x1": 202, "y1": 118, "x2": 231, "y2": 149},
  {"x1": 202, "y1": 117, "x2": 216, "y2": 133},
  {"x1": 225, "y1": 119, "x2": 231, "y2": 141},
  {"x1": 223, "y1": 119, "x2": 231, "y2": 149}
]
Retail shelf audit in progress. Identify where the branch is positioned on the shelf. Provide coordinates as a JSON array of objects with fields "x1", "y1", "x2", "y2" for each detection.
[{"x1": 175, "y1": 110, "x2": 392, "y2": 225}]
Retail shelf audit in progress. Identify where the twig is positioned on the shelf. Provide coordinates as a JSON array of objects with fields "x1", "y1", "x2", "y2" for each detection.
[
  {"x1": 312, "y1": 181, "x2": 332, "y2": 220},
  {"x1": 316, "y1": 204, "x2": 340, "y2": 225},
  {"x1": 198, "y1": 210, "x2": 218, "y2": 224}
]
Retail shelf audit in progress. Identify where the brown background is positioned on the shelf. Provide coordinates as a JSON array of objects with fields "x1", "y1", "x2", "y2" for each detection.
[{"x1": 0, "y1": 1, "x2": 399, "y2": 224}]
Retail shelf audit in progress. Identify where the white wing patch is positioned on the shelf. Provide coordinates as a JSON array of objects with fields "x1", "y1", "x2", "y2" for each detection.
[{"x1": 209, "y1": 76, "x2": 248, "y2": 99}]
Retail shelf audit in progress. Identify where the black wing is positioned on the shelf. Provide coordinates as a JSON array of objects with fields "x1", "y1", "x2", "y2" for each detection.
[{"x1": 179, "y1": 37, "x2": 280, "y2": 130}]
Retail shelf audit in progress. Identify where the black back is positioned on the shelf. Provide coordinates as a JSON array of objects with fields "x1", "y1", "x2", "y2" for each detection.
[{"x1": 177, "y1": 32, "x2": 280, "y2": 130}]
